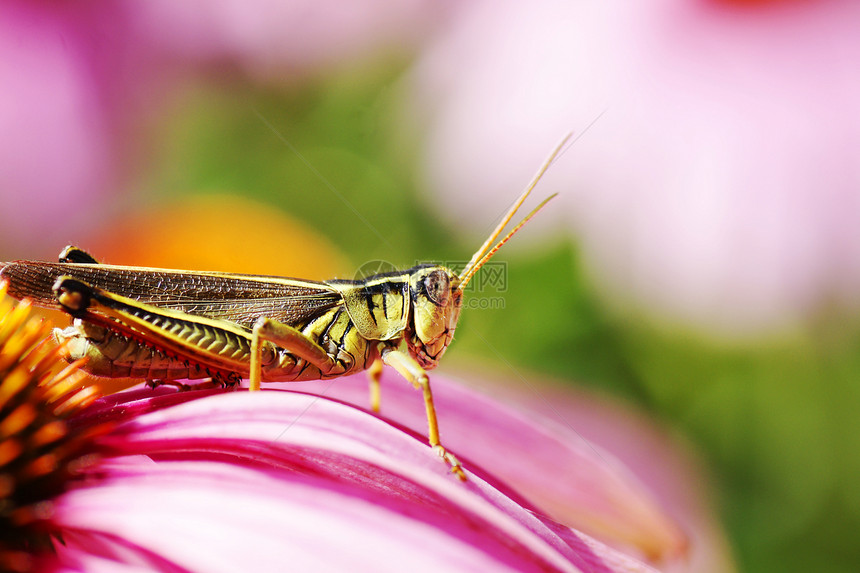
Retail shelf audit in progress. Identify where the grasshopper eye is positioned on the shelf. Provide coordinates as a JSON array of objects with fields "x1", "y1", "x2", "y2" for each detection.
[{"x1": 423, "y1": 270, "x2": 450, "y2": 306}]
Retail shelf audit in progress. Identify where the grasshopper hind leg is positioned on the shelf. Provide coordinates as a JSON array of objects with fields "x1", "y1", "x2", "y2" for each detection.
[
  {"x1": 145, "y1": 375, "x2": 237, "y2": 392},
  {"x1": 146, "y1": 368, "x2": 242, "y2": 392},
  {"x1": 218, "y1": 371, "x2": 243, "y2": 389},
  {"x1": 146, "y1": 379, "x2": 193, "y2": 392}
]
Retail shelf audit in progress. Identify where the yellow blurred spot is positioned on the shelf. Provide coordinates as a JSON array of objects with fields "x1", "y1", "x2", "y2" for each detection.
[{"x1": 84, "y1": 194, "x2": 350, "y2": 279}]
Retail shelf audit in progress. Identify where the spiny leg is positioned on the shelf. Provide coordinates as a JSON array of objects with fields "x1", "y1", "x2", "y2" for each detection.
[
  {"x1": 147, "y1": 379, "x2": 227, "y2": 392},
  {"x1": 380, "y1": 347, "x2": 465, "y2": 481},
  {"x1": 367, "y1": 358, "x2": 383, "y2": 413},
  {"x1": 223, "y1": 371, "x2": 243, "y2": 389},
  {"x1": 145, "y1": 373, "x2": 239, "y2": 392}
]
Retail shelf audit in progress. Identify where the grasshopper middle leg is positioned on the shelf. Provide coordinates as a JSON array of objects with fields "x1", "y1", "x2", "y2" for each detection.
[
  {"x1": 249, "y1": 319, "x2": 466, "y2": 480},
  {"x1": 249, "y1": 317, "x2": 350, "y2": 392},
  {"x1": 367, "y1": 358, "x2": 383, "y2": 413}
]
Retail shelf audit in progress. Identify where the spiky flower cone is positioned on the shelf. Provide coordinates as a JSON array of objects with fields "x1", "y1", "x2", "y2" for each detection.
[{"x1": 0, "y1": 281, "x2": 106, "y2": 572}]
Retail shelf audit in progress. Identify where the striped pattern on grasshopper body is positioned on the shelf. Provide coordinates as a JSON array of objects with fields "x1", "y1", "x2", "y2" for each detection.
[
  {"x1": 0, "y1": 136, "x2": 567, "y2": 480},
  {"x1": 2, "y1": 258, "x2": 450, "y2": 385}
]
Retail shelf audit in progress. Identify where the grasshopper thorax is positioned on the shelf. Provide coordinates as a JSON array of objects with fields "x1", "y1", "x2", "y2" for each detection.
[{"x1": 405, "y1": 264, "x2": 463, "y2": 369}]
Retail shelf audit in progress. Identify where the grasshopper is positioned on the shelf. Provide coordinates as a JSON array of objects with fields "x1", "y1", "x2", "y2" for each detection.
[{"x1": 0, "y1": 136, "x2": 568, "y2": 480}]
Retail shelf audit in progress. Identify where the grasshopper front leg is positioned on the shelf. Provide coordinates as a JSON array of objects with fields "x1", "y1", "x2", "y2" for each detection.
[{"x1": 380, "y1": 347, "x2": 466, "y2": 481}]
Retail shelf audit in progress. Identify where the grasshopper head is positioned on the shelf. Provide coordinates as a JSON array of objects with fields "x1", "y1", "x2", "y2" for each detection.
[
  {"x1": 404, "y1": 134, "x2": 569, "y2": 370},
  {"x1": 406, "y1": 265, "x2": 463, "y2": 369}
]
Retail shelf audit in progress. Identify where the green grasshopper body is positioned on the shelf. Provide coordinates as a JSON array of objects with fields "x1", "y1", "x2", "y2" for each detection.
[
  {"x1": 0, "y1": 136, "x2": 568, "y2": 480},
  {"x1": 2, "y1": 255, "x2": 459, "y2": 385}
]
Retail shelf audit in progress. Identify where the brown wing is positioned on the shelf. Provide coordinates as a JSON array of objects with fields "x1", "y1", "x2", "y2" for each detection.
[{"x1": 0, "y1": 261, "x2": 343, "y2": 329}]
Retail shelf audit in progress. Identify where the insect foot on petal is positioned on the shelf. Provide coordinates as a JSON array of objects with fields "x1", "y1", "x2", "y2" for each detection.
[{"x1": 434, "y1": 445, "x2": 466, "y2": 481}]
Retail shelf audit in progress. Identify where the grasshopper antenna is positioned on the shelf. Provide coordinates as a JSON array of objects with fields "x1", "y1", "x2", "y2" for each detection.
[{"x1": 458, "y1": 133, "x2": 571, "y2": 291}]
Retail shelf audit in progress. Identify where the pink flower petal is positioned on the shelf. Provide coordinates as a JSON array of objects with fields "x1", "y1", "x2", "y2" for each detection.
[
  {"x1": 73, "y1": 372, "x2": 688, "y2": 562},
  {"x1": 130, "y1": 0, "x2": 452, "y2": 76},
  {"x1": 269, "y1": 372, "x2": 688, "y2": 562},
  {"x1": 0, "y1": 2, "x2": 115, "y2": 254},
  {"x1": 461, "y1": 375, "x2": 736, "y2": 573},
  {"x1": 51, "y1": 390, "x2": 658, "y2": 572}
]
